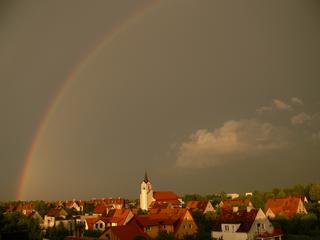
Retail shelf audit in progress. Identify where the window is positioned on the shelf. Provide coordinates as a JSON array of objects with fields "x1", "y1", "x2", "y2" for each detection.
[
  {"x1": 146, "y1": 226, "x2": 151, "y2": 232},
  {"x1": 100, "y1": 223, "x2": 103, "y2": 228},
  {"x1": 225, "y1": 225, "x2": 229, "y2": 231},
  {"x1": 189, "y1": 224, "x2": 192, "y2": 229},
  {"x1": 95, "y1": 223, "x2": 98, "y2": 228}
]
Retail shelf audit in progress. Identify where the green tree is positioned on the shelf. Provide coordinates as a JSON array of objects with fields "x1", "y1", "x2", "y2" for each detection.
[
  {"x1": 309, "y1": 184, "x2": 320, "y2": 202},
  {"x1": 45, "y1": 223, "x2": 70, "y2": 240},
  {"x1": 83, "y1": 229, "x2": 101, "y2": 238},
  {"x1": 277, "y1": 191, "x2": 287, "y2": 198},
  {"x1": 134, "y1": 236, "x2": 148, "y2": 240},
  {"x1": 155, "y1": 231, "x2": 175, "y2": 240},
  {"x1": 33, "y1": 200, "x2": 49, "y2": 217},
  {"x1": 0, "y1": 212, "x2": 41, "y2": 240},
  {"x1": 84, "y1": 202, "x2": 95, "y2": 214}
]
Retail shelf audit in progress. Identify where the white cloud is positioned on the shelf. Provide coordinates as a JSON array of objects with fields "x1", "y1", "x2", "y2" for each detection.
[
  {"x1": 291, "y1": 97, "x2": 303, "y2": 106},
  {"x1": 256, "y1": 106, "x2": 272, "y2": 114},
  {"x1": 273, "y1": 99, "x2": 292, "y2": 111},
  {"x1": 291, "y1": 112, "x2": 311, "y2": 125},
  {"x1": 176, "y1": 119, "x2": 289, "y2": 168}
]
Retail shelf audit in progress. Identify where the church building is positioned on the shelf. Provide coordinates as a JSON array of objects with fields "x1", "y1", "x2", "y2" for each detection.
[{"x1": 139, "y1": 172, "x2": 183, "y2": 211}]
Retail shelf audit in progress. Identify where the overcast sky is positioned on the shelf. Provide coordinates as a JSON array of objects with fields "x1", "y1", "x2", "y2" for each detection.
[{"x1": 1, "y1": 0, "x2": 320, "y2": 201}]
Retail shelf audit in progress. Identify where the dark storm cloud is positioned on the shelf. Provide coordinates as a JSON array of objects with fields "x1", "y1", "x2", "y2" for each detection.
[{"x1": 1, "y1": 0, "x2": 320, "y2": 200}]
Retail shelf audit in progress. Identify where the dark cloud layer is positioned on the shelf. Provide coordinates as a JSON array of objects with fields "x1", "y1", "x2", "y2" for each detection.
[{"x1": 1, "y1": 0, "x2": 320, "y2": 200}]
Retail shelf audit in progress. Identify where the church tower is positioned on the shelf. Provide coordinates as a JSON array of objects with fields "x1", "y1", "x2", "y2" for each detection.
[{"x1": 140, "y1": 171, "x2": 154, "y2": 211}]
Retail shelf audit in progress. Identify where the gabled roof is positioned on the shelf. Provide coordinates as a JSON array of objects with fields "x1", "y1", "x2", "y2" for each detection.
[
  {"x1": 220, "y1": 199, "x2": 252, "y2": 209},
  {"x1": 265, "y1": 196, "x2": 304, "y2": 218},
  {"x1": 135, "y1": 215, "x2": 178, "y2": 226},
  {"x1": 47, "y1": 208, "x2": 67, "y2": 217},
  {"x1": 149, "y1": 201, "x2": 175, "y2": 209},
  {"x1": 109, "y1": 209, "x2": 132, "y2": 225},
  {"x1": 153, "y1": 191, "x2": 180, "y2": 201},
  {"x1": 186, "y1": 200, "x2": 210, "y2": 211},
  {"x1": 213, "y1": 209, "x2": 259, "y2": 232},
  {"x1": 93, "y1": 205, "x2": 111, "y2": 215},
  {"x1": 105, "y1": 220, "x2": 150, "y2": 240},
  {"x1": 84, "y1": 217, "x2": 99, "y2": 230},
  {"x1": 138, "y1": 208, "x2": 193, "y2": 234}
]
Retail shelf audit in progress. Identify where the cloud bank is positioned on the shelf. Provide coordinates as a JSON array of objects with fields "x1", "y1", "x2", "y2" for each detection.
[
  {"x1": 273, "y1": 99, "x2": 292, "y2": 111},
  {"x1": 291, "y1": 97, "x2": 303, "y2": 106},
  {"x1": 176, "y1": 119, "x2": 289, "y2": 168},
  {"x1": 291, "y1": 112, "x2": 311, "y2": 126}
]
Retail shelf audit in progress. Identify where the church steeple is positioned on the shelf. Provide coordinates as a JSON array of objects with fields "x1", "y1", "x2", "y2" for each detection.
[
  {"x1": 140, "y1": 170, "x2": 153, "y2": 211},
  {"x1": 143, "y1": 170, "x2": 149, "y2": 183}
]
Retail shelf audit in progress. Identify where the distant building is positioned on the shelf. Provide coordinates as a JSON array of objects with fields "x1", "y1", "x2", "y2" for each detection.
[
  {"x1": 139, "y1": 172, "x2": 182, "y2": 211},
  {"x1": 44, "y1": 207, "x2": 68, "y2": 229},
  {"x1": 227, "y1": 193, "x2": 240, "y2": 199},
  {"x1": 219, "y1": 198, "x2": 254, "y2": 212},
  {"x1": 265, "y1": 196, "x2": 308, "y2": 219},
  {"x1": 186, "y1": 200, "x2": 215, "y2": 214},
  {"x1": 98, "y1": 220, "x2": 150, "y2": 240}
]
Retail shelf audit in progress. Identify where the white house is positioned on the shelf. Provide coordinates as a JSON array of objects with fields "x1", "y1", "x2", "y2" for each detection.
[{"x1": 212, "y1": 208, "x2": 283, "y2": 240}]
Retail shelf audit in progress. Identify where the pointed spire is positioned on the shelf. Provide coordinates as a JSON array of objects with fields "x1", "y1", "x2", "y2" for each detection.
[{"x1": 143, "y1": 170, "x2": 149, "y2": 183}]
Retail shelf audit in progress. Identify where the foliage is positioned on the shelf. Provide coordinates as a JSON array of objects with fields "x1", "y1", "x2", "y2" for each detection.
[
  {"x1": 0, "y1": 211, "x2": 41, "y2": 240},
  {"x1": 190, "y1": 209, "x2": 215, "y2": 240},
  {"x1": 309, "y1": 184, "x2": 320, "y2": 202},
  {"x1": 251, "y1": 194, "x2": 265, "y2": 209},
  {"x1": 65, "y1": 207, "x2": 78, "y2": 216},
  {"x1": 155, "y1": 231, "x2": 175, "y2": 240},
  {"x1": 271, "y1": 213, "x2": 320, "y2": 238},
  {"x1": 84, "y1": 202, "x2": 95, "y2": 214},
  {"x1": 83, "y1": 229, "x2": 101, "y2": 238},
  {"x1": 134, "y1": 236, "x2": 148, "y2": 240},
  {"x1": 45, "y1": 223, "x2": 71, "y2": 240},
  {"x1": 33, "y1": 200, "x2": 49, "y2": 217}
]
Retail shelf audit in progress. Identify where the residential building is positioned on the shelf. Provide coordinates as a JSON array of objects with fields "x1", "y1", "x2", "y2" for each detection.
[
  {"x1": 212, "y1": 208, "x2": 283, "y2": 240},
  {"x1": 186, "y1": 200, "x2": 215, "y2": 214},
  {"x1": 136, "y1": 208, "x2": 197, "y2": 239},
  {"x1": 265, "y1": 196, "x2": 308, "y2": 219}
]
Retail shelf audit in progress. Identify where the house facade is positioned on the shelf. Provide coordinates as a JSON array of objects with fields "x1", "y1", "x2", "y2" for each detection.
[{"x1": 212, "y1": 208, "x2": 283, "y2": 240}]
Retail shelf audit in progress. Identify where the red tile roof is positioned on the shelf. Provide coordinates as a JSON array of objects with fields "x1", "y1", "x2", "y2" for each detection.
[
  {"x1": 109, "y1": 209, "x2": 132, "y2": 225},
  {"x1": 137, "y1": 208, "x2": 191, "y2": 234},
  {"x1": 91, "y1": 197, "x2": 124, "y2": 207},
  {"x1": 16, "y1": 203, "x2": 34, "y2": 212},
  {"x1": 153, "y1": 191, "x2": 180, "y2": 201},
  {"x1": 47, "y1": 208, "x2": 65, "y2": 217},
  {"x1": 93, "y1": 205, "x2": 111, "y2": 215},
  {"x1": 220, "y1": 199, "x2": 252, "y2": 209},
  {"x1": 186, "y1": 200, "x2": 210, "y2": 211},
  {"x1": 106, "y1": 220, "x2": 150, "y2": 240},
  {"x1": 213, "y1": 209, "x2": 259, "y2": 232},
  {"x1": 265, "y1": 196, "x2": 304, "y2": 218},
  {"x1": 84, "y1": 217, "x2": 99, "y2": 230}
]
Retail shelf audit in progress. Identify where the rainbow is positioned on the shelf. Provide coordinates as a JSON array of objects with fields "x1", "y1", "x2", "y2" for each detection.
[{"x1": 16, "y1": 0, "x2": 160, "y2": 200}]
